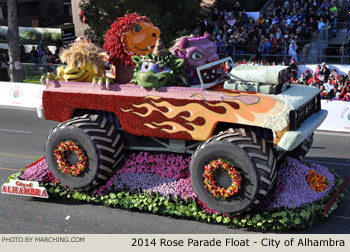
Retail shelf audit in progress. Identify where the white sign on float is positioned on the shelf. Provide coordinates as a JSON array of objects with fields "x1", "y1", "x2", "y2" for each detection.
[{"x1": 1, "y1": 179, "x2": 49, "y2": 198}]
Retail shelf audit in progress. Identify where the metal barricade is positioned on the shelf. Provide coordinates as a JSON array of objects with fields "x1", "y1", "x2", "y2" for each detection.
[{"x1": 20, "y1": 63, "x2": 60, "y2": 83}]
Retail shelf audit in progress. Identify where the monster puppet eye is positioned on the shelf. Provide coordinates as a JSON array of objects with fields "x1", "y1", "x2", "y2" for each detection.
[
  {"x1": 192, "y1": 52, "x2": 203, "y2": 61},
  {"x1": 77, "y1": 61, "x2": 81, "y2": 67},
  {"x1": 158, "y1": 65, "x2": 164, "y2": 72},
  {"x1": 132, "y1": 24, "x2": 142, "y2": 33}
]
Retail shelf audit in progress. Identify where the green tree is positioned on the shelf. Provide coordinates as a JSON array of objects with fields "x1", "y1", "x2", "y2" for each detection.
[
  {"x1": 6, "y1": 0, "x2": 23, "y2": 82},
  {"x1": 79, "y1": 0, "x2": 203, "y2": 47}
]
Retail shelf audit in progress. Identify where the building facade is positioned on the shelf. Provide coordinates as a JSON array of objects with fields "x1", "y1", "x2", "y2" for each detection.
[
  {"x1": 0, "y1": 0, "x2": 72, "y2": 27},
  {"x1": 70, "y1": 0, "x2": 87, "y2": 37}
]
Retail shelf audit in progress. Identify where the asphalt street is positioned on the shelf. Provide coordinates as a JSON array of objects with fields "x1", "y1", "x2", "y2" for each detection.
[{"x1": 0, "y1": 107, "x2": 349, "y2": 234}]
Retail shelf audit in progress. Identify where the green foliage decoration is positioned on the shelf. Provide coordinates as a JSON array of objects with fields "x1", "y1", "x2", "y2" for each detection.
[
  {"x1": 132, "y1": 52, "x2": 188, "y2": 87},
  {"x1": 9, "y1": 169, "x2": 342, "y2": 232}
]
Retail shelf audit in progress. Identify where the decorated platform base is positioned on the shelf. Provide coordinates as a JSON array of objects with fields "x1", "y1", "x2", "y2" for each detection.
[{"x1": 5, "y1": 152, "x2": 347, "y2": 232}]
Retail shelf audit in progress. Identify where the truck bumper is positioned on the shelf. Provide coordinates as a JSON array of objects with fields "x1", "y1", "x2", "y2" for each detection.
[
  {"x1": 37, "y1": 106, "x2": 45, "y2": 119},
  {"x1": 276, "y1": 109, "x2": 328, "y2": 151}
]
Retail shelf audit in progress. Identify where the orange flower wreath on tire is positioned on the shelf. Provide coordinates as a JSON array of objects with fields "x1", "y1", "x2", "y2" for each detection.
[
  {"x1": 53, "y1": 140, "x2": 87, "y2": 176},
  {"x1": 203, "y1": 158, "x2": 242, "y2": 198}
]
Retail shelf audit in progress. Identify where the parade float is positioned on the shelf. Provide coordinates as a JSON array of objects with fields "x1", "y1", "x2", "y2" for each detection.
[{"x1": 2, "y1": 13, "x2": 348, "y2": 232}]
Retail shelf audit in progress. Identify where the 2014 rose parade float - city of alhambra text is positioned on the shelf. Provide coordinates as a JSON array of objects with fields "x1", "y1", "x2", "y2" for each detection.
[{"x1": 131, "y1": 237, "x2": 345, "y2": 248}]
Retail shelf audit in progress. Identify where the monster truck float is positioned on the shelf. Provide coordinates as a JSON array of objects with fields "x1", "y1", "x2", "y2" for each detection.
[
  {"x1": 17, "y1": 13, "x2": 345, "y2": 225},
  {"x1": 33, "y1": 13, "x2": 340, "y2": 214},
  {"x1": 38, "y1": 54, "x2": 328, "y2": 215},
  {"x1": 1, "y1": 12, "x2": 346, "y2": 232}
]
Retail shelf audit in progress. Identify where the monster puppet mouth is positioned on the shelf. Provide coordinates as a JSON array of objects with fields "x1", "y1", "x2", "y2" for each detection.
[
  {"x1": 198, "y1": 66, "x2": 222, "y2": 83},
  {"x1": 135, "y1": 45, "x2": 155, "y2": 52},
  {"x1": 64, "y1": 69, "x2": 88, "y2": 81},
  {"x1": 134, "y1": 71, "x2": 171, "y2": 88}
]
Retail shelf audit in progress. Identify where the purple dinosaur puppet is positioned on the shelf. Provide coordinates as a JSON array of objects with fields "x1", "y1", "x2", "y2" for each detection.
[{"x1": 170, "y1": 34, "x2": 219, "y2": 85}]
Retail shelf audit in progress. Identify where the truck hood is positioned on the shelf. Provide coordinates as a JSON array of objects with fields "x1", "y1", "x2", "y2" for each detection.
[{"x1": 262, "y1": 84, "x2": 320, "y2": 132}]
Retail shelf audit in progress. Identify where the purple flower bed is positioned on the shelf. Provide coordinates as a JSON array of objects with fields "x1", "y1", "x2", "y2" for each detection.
[
  {"x1": 20, "y1": 153, "x2": 335, "y2": 212},
  {"x1": 256, "y1": 157, "x2": 335, "y2": 210},
  {"x1": 146, "y1": 177, "x2": 197, "y2": 200},
  {"x1": 117, "y1": 152, "x2": 190, "y2": 180},
  {"x1": 112, "y1": 172, "x2": 174, "y2": 191},
  {"x1": 94, "y1": 152, "x2": 196, "y2": 200}
]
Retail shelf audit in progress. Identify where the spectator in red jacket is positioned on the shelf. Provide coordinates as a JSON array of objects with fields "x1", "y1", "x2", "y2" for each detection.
[
  {"x1": 341, "y1": 85, "x2": 350, "y2": 97},
  {"x1": 342, "y1": 92, "x2": 350, "y2": 101},
  {"x1": 344, "y1": 70, "x2": 350, "y2": 83},
  {"x1": 320, "y1": 85, "x2": 328, "y2": 99},
  {"x1": 308, "y1": 73, "x2": 321, "y2": 86},
  {"x1": 304, "y1": 69, "x2": 312, "y2": 81}
]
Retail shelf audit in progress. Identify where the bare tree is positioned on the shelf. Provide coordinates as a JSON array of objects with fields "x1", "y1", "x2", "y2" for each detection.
[{"x1": 6, "y1": 0, "x2": 23, "y2": 82}]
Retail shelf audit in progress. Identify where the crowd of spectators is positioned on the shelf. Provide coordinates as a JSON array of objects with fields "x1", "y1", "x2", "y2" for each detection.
[
  {"x1": 200, "y1": 0, "x2": 350, "y2": 63},
  {"x1": 29, "y1": 39, "x2": 61, "y2": 71},
  {"x1": 30, "y1": 41, "x2": 61, "y2": 64},
  {"x1": 295, "y1": 61, "x2": 350, "y2": 101}
]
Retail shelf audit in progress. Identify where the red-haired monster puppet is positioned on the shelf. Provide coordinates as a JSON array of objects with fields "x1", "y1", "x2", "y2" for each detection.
[{"x1": 104, "y1": 13, "x2": 161, "y2": 83}]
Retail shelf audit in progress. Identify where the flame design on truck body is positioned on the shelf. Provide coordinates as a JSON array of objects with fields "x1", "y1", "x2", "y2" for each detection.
[{"x1": 120, "y1": 93, "x2": 277, "y2": 141}]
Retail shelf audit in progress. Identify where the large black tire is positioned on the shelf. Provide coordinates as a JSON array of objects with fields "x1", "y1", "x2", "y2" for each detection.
[
  {"x1": 45, "y1": 114, "x2": 124, "y2": 190},
  {"x1": 190, "y1": 128, "x2": 277, "y2": 214},
  {"x1": 288, "y1": 133, "x2": 314, "y2": 161}
]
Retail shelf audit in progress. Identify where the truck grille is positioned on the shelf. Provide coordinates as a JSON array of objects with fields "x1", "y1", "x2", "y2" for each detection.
[{"x1": 289, "y1": 94, "x2": 321, "y2": 131}]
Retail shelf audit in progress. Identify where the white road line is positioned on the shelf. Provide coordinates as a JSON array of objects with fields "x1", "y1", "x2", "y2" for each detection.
[
  {"x1": 0, "y1": 167, "x2": 20, "y2": 172},
  {"x1": 330, "y1": 215, "x2": 350, "y2": 220},
  {"x1": 303, "y1": 159, "x2": 350, "y2": 167},
  {"x1": 315, "y1": 131, "x2": 350, "y2": 137},
  {"x1": 0, "y1": 128, "x2": 32, "y2": 134},
  {"x1": 0, "y1": 105, "x2": 36, "y2": 111}
]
